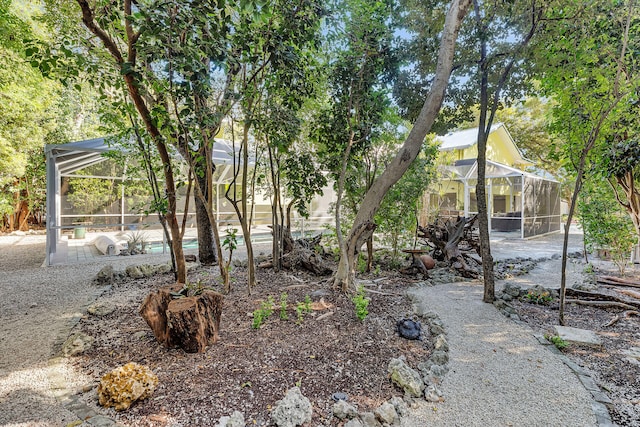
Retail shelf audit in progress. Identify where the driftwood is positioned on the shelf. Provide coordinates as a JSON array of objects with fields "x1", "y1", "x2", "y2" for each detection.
[
  {"x1": 603, "y1": 310, "x2": 640, "y2": 327},
  {"x1": 265, "y1": 226, "x2": 332, "y2": 275},
  {"x1": 616, "y1": 289, "x2": 640, "y2": 300},
  {"x1": 566, "y1": 299, "x2": 638, "y2": 311},
  {"x1": 140, "y1": 285, "x2": 224, "y2": 353},
  {"x1": 597, "y1": 275, "x2": 640, "y2": 289},
  {"x1": 418, "y1": 215, "x2": 480, "y2": 278},
  {"x1": 565, "y1": 288, "x2": 640, "y2": 310}
]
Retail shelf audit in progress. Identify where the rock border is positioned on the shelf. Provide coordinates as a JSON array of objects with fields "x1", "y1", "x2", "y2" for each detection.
[
  {"x1": 324, "y1": 292, "x2": 454, "y2": 427},
  {"x1": 496, "y1": 283, "x2": 615, "y2": 427}
]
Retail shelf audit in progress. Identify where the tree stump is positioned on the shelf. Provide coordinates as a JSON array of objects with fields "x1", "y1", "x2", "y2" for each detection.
[{"x1": 139, "y1": 285, "x2": 223, "y2": 353}]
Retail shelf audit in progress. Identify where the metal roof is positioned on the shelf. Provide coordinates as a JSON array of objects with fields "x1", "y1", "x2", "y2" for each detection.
[
  {"x1": 437, "y1": 124, "x2": 502, "y2": 151},
  {"x1": 45, "y1": 137, "x2": 250, "y2": 177},
  {"x1": 441, "y1": 159, "x2": 558, "y2": 182}
]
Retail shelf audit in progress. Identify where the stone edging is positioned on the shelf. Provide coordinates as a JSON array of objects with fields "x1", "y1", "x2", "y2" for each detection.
[
  {"x1": 495, "y1": 283, "x2": 614, "y2": 427},
  {"x1": 47, "y1": 284, "x2": 122, "y2": 427},
  {"x1": 533, "y1": 334, "x2": 615, "y2": 427}
]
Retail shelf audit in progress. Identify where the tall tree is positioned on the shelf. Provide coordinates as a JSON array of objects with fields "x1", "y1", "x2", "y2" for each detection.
[
  {"x1": 536, "y1": 0, "x2": 639, "y2": 324},
  {"x1": 314, "y1": 0, "x2": 398, "y2": 291},
  {"x1": 332, "y1": 0, "x2": 472, "y2": 291},
  {"x1": 37, "y1": 0, "x2": 324, "y2": 288},
  {"x1": 397, "y1": 0, "x2": 546, "y2": 302}
]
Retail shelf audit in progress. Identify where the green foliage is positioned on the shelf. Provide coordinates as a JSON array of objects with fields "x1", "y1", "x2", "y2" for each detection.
[
  {"x1": 578, "y1": 181, "x2": 635, "y2": 274},
  {"x1": 522, "y1": 289, "x2": 553, "y2": 305},
  {"x1": 295, "y1": 302, "x2": 306, "y2": 325},
  {"x1": 545, "y1": 334, "x2": 569, "y2": 350},
  {"x1": 303, "y1": 295, "x2": 312, "y2": 313},
  {"x1": 252, "y1": 296, "x2": 276, "y2": 329},
  {"x1": 279, "y1": 293, "x2": 288, "y2": 320},
  {"x1": 352, "y1": 285, "x2": 370, "y2": 321},
  {"x1": 223, "y1": 227, "x2": 239, "y2": 253},
  {"x1": 375, "y1": 136, "x2": 438, "y2": 262}
]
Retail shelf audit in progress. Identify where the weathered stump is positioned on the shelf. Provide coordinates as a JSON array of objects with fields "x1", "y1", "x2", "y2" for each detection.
[
  {"x1": 139, "y1": 284, "x2": 182, "y2": 346},
  {"x1": 139, "y1": 285, "x2": 223, "y2": 353}
]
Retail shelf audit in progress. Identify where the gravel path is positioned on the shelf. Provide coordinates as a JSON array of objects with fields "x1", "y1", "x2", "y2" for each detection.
[
  {"x1": 0, "y1": 234, "x2": 174, "y2": 426},
  {"x1": 404, "y1": 280, "x2": 597, "y2": 427}
]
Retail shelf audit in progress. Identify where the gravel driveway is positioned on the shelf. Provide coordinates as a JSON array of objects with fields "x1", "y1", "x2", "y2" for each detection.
[{"x1": 0, "y1": 234, "x2": 174, "y2": 426}]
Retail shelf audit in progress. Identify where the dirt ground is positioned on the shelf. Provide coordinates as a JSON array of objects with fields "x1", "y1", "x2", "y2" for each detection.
[
  {"x1": 64, "y1": 247, "x2": 640, "y2": 426},
  {"x1": 511, "y1": 261, "x2": 640, "y2": 427},
  {"x1": 69, "y1": 262, "x2": 432, "y2": 426}
]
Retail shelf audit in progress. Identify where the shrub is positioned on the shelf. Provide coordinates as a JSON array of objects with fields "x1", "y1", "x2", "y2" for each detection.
[{"x1": 352, "y1": 285, "x2": 370, "y2": 321}]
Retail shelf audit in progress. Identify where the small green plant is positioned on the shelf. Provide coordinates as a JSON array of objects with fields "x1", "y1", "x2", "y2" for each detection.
[
  {"x1": 252, "y1": 309, "x2": 266, "y2": 329},
  {"x1": 583, "y1": 263, "x2": 595, "y2": 274},
  {"x1": 522, "y1": 289, "x2": 553, "y2": 305},
  {"x1": 222, "y1": 227, "x2": 238, "y2": 272},
  {"x1": 545, "y1": 334, "x2": 569, "y2": 350},
  {"x1": 303, "y1": 295, "x2": 312, "y2": 313},
  {"x1": 252, "y1": 296, "x2": 275, "y2": 329},
  {"x1": 352, "y1": 285, "x2": 370, "y2": 321},
  {"x1": 295, "y1": 302, "x2": 305, "y2": 325},
  {"x1": 279, "y1": 293, "x2": 288, "y2": 320}
]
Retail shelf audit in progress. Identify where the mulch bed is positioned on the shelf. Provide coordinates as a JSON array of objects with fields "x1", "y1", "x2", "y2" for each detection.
[{"x1": 69, "y1": 265, "x2": 432, "y2": 426}]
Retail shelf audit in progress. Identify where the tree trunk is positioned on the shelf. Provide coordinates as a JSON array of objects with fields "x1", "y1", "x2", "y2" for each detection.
[
  {"x1": 332, "y1": 0, "x2": 472, "y2": 290},
  {"x1": 195, "y1": 171, "x2": 217, "y2": 265},
  {"x1": 140, "y1": 285, "x2": 224, "y2": 353}
]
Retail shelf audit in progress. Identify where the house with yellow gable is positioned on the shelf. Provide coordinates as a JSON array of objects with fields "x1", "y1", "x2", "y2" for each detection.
[{"x1": 425, "y1": 123, "x2": 561, "y2": 239}]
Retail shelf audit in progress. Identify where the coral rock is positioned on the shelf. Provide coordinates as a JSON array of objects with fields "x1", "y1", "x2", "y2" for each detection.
[{"x1": 97, "y1": 362, "x2": 158, "y2": 411}]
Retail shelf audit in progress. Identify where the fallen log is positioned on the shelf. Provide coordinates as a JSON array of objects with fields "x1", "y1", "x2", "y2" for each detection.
[
  {"x1": 565, "y1": 288, "x2": 640, "y2": 310},
  {"x1": 616, "y1": 289, "x2": 640, "y2": 301},
  {"x1": 566, "y1": 299, "x2": 638, "y2": 311},
  {"x1": 597, "y1": 275, "x2": 640, "y2": 289},
  {"x1": 418, "y1": 214, "x2": 480, "y2": 278}
]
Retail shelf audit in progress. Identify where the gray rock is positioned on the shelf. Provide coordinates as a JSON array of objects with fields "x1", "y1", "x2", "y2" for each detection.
[
  {"x1": 434, "y1": 334, "x2": 449, "y2": 352},
  {"x1": 215, "y1": 411, "x2": 245, "y2": 427},
  {"x1": 424, "y1": 384, "x2": 443, "y2": 402},
  {"x1": 374, "y1": 402, "x2": 398, "y2": 425},
  {"x1": 270, "y1": 387, "x2": 312, "y2": 427},
  {"x1": 62, "y1": 332, "x2": 93, "y2": 356},
  {"x1": 388, "y1": 396, "x2": 408, "y2": 417},
  {"x1": 311, "y1": 289, "x2": 332, "y2": 298},
  {"x1": 387, "y1": 357, "x2": 425, "y2": 397},
  {"x1": 423, "y1": 364, "x2": 449, "y2": 385},
  {"x1": 332, "y1": 399, "x2": 358, "y2": 420},
  {"x1": 428, "y1": 350, "x2": 448, "y2": 366},
  {"x1": 95, "y1": 265, "x2": 114, "y2": 286},
  {"x1": 87, "y1": 302, "x2": 115, "y2": 317},
  {"x1": 428, "y1": 319, "x2": 446, "y2": 336},
  {"x1": 503, "y1": 283, "x2": 522, "y2": 297},
  {"x1": 501, "y1": 293, "x2": 513, "y2": 302},
  {"x1": 125, "y1": 265, "x2": 144, "y2": 279},
  {"x1": 154, "y1": 263, "x2": 172, "y2": 274},
  {"x1": 360, "y1": 412, "x2": 382, "y2": 427},
  {"x1": 493, "y1": 299, "x2": 507, "y2": 310},
  {"x1": 345, "y1": 419, "x2": 364, "y2": 427},
  {"x1": 139, "y1": 264, "x2": 156, "y2": 277}
]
